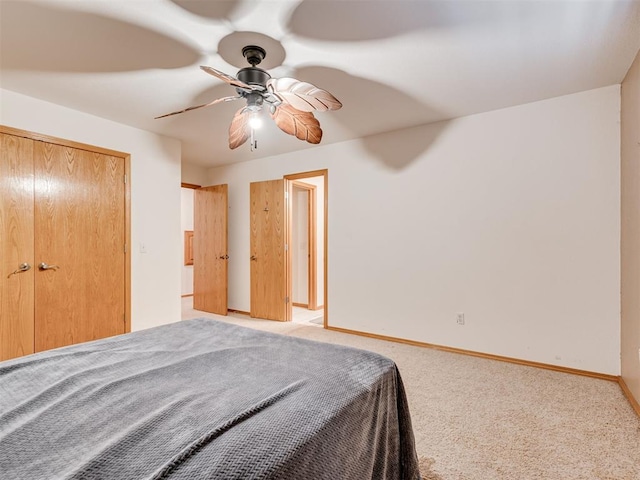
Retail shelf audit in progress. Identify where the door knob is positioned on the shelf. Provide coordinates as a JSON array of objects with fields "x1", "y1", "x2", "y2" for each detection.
[
  {"x1": 7, "y1": 263, "x2": 31, "y2": 278},
  {"x1": 39, "y1": 262, "x2": 60, "y2": 271},
  {"x1": 250, "y1": 255, "x2": 257, "y2": 261}
]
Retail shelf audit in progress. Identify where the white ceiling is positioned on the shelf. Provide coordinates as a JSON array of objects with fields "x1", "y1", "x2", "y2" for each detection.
[{"x1": 1, "y1": 0, "x2": 639, "y2": 167}]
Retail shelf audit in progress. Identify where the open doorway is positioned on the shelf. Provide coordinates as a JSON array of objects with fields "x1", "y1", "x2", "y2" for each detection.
[
  {"x1": 291, "y1": 181, "x2": 316, "y2": 309},
  {"x1": 285, "y1": 170, "x2": 326, "y2": 327},
  {"x1": 180, "y1": 181, "x2": 229, "y2": 317},
  {"x1": 180, "y1": 183, "x2": 198, "y2": 301}
]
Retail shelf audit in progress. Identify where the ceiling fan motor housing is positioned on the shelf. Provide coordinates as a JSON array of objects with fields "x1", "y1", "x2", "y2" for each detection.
[{"x1": 236, "y1": 67, "x2": 271, "y2": 90}]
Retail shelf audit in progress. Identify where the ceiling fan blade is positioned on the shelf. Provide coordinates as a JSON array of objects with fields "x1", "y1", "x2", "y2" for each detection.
[
  {"x1": 154, "y1": 95, "x2": 241, "y2": 119},
  {"x1": 271, "y1": 103, "x2": 322, "y2": 144},
  {"x1": 200, "y1": 65, "x2": 264, "y2": 92},
  {"x1": 267, "y1": 78, "x2": 342, "y2": 112},
  {"x1": 228, "y1": 107, "x2": 250, "y2": 149}
]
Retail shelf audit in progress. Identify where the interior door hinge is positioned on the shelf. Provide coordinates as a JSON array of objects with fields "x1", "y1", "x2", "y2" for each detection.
[
  {"x1": 124, "y1": 243, "x2": 127, "y2": 253},
  {"x1": 285, "y1": 191, "x2": 289, "y2": 200},
  {"x1": 123, "y1": 174, "x2": 127, "y2": 184},
  {"x1": 285, "y1": 296, "x2": 289, "y2": 304},
  {"x1": 285, "y1": 244, "x2": 288, "y2": 251}
]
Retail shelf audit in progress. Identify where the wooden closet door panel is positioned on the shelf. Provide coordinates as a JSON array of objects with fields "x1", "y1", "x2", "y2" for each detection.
[
  {"x1": 250, "y1": 180, "x2": 288, "y2": 321},
  {"x1": 34, "y1": 142, "x2": 126, "y2": 351},
  {"x1": 0, "y1": 133, "x2": 35, "y2": 360},
  {"x1": 193, "y1": 184, "x2": 228, "y2": 315}
]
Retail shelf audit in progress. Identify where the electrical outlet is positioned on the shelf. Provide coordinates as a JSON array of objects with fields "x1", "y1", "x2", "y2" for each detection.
[
  {"x1": 139, "y1": 242, "x2": 147, "y2": 254},
  {"x1": 456, "y1": 313, "x2": 465, "y2": 325}
]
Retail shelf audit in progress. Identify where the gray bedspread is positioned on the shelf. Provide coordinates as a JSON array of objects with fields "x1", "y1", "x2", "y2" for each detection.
[{"x1": 0, "y1": 318, "x2": 420, "y2": 479}]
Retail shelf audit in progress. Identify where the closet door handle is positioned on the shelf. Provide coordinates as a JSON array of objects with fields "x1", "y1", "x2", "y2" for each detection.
[
  {"x1": 38, "y1": 262, "x2": 59, "y2": 271},
  {"x1": 7, "y1": 263, "x2": 31, "y2": 278}
]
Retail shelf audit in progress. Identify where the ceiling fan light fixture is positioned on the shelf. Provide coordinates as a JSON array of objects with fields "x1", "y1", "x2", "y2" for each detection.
[
  {"x1": 248, "y1": 112, "x2": 263, "y2": 130},
  {"x1": 245, "y1": 92, "x2": 264, "y2": 108}
]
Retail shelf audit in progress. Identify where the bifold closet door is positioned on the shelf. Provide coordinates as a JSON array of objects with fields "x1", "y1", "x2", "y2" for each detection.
[
  {"x1": 34, "y1": 142, "x2": 126, "y2": 352},
  {"x1": 0, "y1": 133, "x2": 35, "y2": 361}
]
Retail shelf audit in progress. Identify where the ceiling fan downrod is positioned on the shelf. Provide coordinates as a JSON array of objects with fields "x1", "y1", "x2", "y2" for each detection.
[{"x1": 242, "y1": 45, "x2": 266, "y2": 66}]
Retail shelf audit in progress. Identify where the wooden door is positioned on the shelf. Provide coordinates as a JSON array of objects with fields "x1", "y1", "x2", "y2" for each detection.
[
  {"x1": 0, "y1": 133, "x2": 35, "y2": 360},
  {"x1": 250, "y1": 180, "x2": 290, "y2": 321},
  {"x1": 34, "y1": 142, "x2": 126, "y2": 352},
  {"x1": 193, "y1": 184, "x2": 228, "y2": 315}
]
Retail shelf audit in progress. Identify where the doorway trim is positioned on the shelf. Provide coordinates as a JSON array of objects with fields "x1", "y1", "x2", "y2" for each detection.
[
  {"x1": 284, "y1": 169, "x2": 328, "y2": 327},
  {"x1": 291, "y1": 180, "x2": 317, "y2": 310}
]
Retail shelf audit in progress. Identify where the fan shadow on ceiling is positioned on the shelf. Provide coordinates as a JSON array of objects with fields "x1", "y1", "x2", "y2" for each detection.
[
  {"x1": 294, "y1": 66, "x2": 449, "y2": 170},
  {"x1": 0, "y1": 1, "x2": 199, "y2": 72},
  {"x1": 169, "y1": 0, "x2": 240, "y2": 20},
  {"x1": 287, "y1": 0, "x2": 496, "y2": 42},
  {"x1": 1, "y1": 0, "x2": 452, "y2": 168},
  {"x1": 158, "y1": 1, "x2": 454, "y2": 167}
]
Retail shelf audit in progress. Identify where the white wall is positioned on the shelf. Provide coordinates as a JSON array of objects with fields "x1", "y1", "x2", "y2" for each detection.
[
  {"x1": 1, "y1": 89, "x2": 182, "y2": 331},
  {"x1": 207, "y1": 85, "x2": 621, "y2": 375},
  {"x1": 621, "y1": 48, "x2": 640, "y2": 403},
  {"x1": 181, "y1": 188, "x2": 194, "y2": 296},
  {"x1": 181, "y1": 162, "x2": 208, "y2": 186}
]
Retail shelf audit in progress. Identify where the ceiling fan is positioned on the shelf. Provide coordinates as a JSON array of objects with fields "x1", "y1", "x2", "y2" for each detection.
[{"x1": 155, "y1": 45, "x2": 342, "y2": 150}]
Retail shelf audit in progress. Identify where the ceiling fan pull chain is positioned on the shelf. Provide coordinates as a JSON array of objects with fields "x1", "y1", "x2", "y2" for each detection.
[{"x1": 250, "y1": 127, "x2": 257, "y2": 152}]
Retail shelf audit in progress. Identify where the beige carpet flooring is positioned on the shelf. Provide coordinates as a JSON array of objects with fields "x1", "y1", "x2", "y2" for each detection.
[{"x1": 182, "y1": 298, "x2": 640, "y2": 479}]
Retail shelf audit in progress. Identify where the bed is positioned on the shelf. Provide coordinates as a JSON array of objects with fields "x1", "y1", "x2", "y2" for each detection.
[{"x1": 0, "y1": 318, "x2": 421, "y2": 479}]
